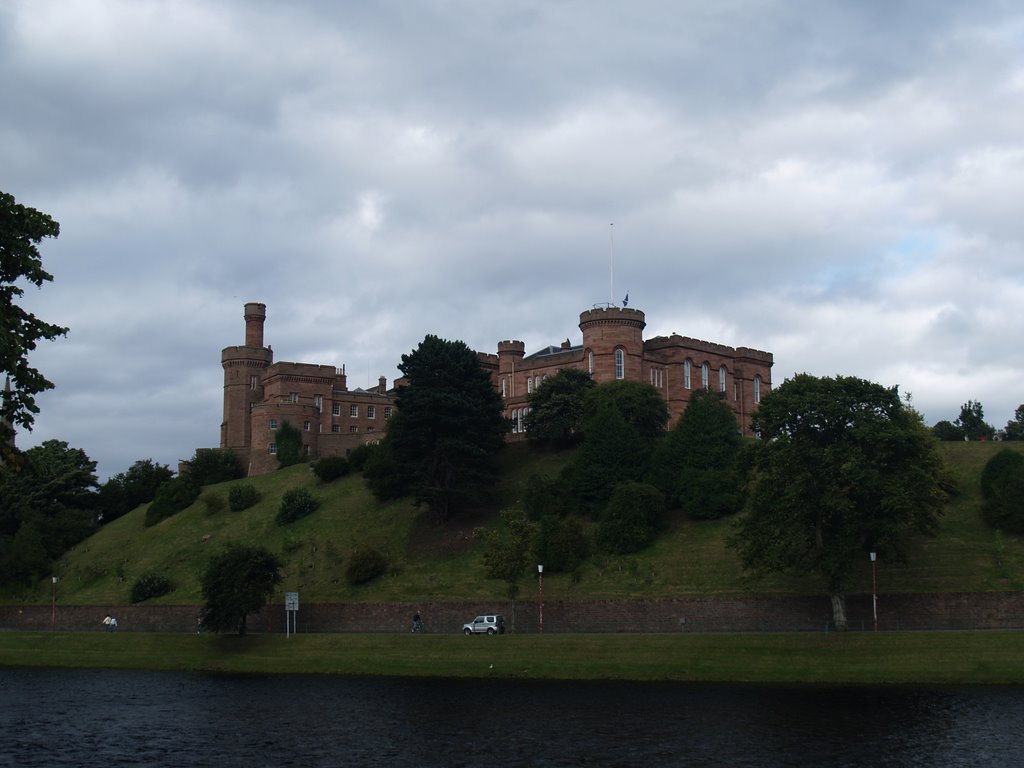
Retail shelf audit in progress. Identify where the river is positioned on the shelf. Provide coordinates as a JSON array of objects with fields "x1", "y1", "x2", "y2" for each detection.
[{"x1": 2, "y1": 669, "x2": 1022, "y2": 766}]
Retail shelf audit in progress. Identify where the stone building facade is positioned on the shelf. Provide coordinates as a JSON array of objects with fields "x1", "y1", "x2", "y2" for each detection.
[{"x1": 219, "y1": 302, "x2": 772, "y2": 475}]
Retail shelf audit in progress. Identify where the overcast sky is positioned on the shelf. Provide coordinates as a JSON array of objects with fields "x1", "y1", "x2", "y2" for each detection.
[{"x1": 5, "y1": 0, "x2": 1024, "y2": 480}]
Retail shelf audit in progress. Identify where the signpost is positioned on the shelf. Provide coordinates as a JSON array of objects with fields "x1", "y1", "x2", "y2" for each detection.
[{"x1": 285, "y1": 592, "x2": 299, "y2": 638}]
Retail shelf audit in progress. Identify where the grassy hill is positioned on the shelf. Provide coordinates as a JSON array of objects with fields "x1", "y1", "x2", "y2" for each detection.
[{"x1": 20, "y1": 441, "x2": 1024, "y2": 606}]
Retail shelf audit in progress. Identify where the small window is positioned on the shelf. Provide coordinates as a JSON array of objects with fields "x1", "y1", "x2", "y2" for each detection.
[
  {"x1": 268, "y1": 443, "x2": 277, "y2": 455},
  {"x1": 269, "y1": 419, "x2": 278, "y2": 430},
  {"x1": 502, "y1": 378, "x2": 508, "y2": 398},
  {"x1": 314, "y1": 395, "x2": 323, "y2": 412},
  {"x1": 289, "y1": 392, "x2": 299, "y2": 403},
  {"x1": 367, "y1": 406, "x2": 376, "y2": 419},
  {"x1": 384, "y1": 407, "x2": 393, "y2": 420},
  {"x1": 249, "y1": 375, "x2": 258, "y2": 390},
  {"x1": 303, "y1": 420, "x2": 311, "y2": 431},
  {"x1": 332, "y1": 404, "x2": 341, "y2": 416},
  {"x1": 331, "y1": 425, "x2": 340, "y2": 433},
  {"x1": 754, "y1": 375, "x2": 762, "y2": 404},
  {"x1": 701, "y1": 363, "x2": 709, "y2": 389},
  {"x1": 527, "y1": 377, "x2": 533, "y2": 394},
  {"x1": 349, "y1": 425, "x2": 358, "y2": 433},
  {"x1": 719, "y1": 366, "x2": 727, "y2": 393},
  {"x1": 349, "y1": 405, "x2": 358, "y2": 418},
  {"x1": 683, "y1": 360, "x2": 691, "y2": 390},
  {"x1": 615, "y1": 349, "x2": 624, "y2": 380},
  {"x1": 588, "y1": 350, "x2": 594, "y2": 374}
]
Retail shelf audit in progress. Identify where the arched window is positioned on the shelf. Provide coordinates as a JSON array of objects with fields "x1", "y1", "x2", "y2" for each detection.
[
  {"x1": 502, "y1": 378, "x2": 507, "y2": 398},
  {"x1": 701, "y1": 362, "x2": 709, "y2": 389},
  {"x1": 615, "y1": 349, "x2": 624, "y2": 379},
  {"x1": 683, "y1": 360, "x2": 691, "y2": 390},
  {"x1": 719, "y1": 366, "x2": 727, "y2": 393},
  {"x1": 754, "y1": 375, "x2": 762, "y2": 404},
  {"x1": 527, "y1": 377, "x2": 533, "y2": 394}
]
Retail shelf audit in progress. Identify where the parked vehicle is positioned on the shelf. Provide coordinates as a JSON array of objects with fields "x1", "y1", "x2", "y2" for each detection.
[{"x1": 462, "y1": 614, "x2": 506, "y2": 635}]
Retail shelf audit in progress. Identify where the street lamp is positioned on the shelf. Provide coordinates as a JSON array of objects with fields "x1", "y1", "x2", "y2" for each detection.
[
  {"x1": 537, "y1": 564, "x2": 544, "y2": 634},
  {"x1": 51, "y1": 576, "x2": 58, "y2": 631},
  {"x1": 870, "y1": 552, "x2": 878, "y2": 632}
]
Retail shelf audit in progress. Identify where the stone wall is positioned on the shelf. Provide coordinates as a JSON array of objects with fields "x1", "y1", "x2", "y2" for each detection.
[{"x1": 3, "y1": 593, "x2": 1022, "y2": 634}]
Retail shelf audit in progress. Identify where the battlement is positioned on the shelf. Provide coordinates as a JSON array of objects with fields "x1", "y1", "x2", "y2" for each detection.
[{"x1": 579, "y1": 306, "x2": 646, "y2": 330}]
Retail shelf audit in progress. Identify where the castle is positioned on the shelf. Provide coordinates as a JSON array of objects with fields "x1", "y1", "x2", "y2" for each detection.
[{"x1": 220, "y1": 302, "x2": 773, "y2": 475}]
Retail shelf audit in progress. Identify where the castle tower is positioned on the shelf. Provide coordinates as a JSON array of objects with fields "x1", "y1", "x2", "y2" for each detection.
[
  {"x1": 496, "y1": 339, "x2": 526, "y2": 399},
  {"x1": 221, "y1": 302, "x2": 274, "y2": 451},
  {"x1": 579, "y1": 305, "x2": 646, "y2": 383}
]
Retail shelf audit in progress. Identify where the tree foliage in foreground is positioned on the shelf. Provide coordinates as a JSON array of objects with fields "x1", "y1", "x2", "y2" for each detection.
[
  {"x1": 730, "y1": 374, "x2": 947, "y2": 630},
  {"x1": 97, "y1": 458, "x2": 175, "y2": 523},
  {"x1": 980, "y1": 449, "x2": 1024, "y2": 534},
  {"x1": 524, "y1": 368, "x2": 596, "y2": 448},
  {"x1": 200, "y1": 543, "x2": 282, "y2": 635},
  {"x1": 476, "y1": 507, "x2": 537, "y2": 601},
  {"x1": 370, "y1": 334, "x2": 507, "y2": 521},
  {"x1": 0, "y1": 190, "x2": 68, "y2": 464},
  {"x1": 183, "y1": 448, "x2": 243, "y2": 486},
  {"x1": 1004, "y1": 404, "x2": 1024, "y2": 441}
]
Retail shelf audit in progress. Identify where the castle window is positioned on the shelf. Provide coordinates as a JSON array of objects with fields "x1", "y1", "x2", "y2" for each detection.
[
  {"x1": 332, "y1": 404, "x2": 341, "y2": 416},
  {"x1": 367, "y1": 406, "x2": 376, "y2": 419},
  {"x1": 588, "y1": 350, "x2": 594, "y2": 374},
  {"x1": 527, "y1": 377, "x2": 533, "y2": 394},
  {"x1": 249, "y1": 375, "x2": 258, "y2": 390},
  {"x1": 289, "y1": 392, "x2": 299, "y2": 403},
  {"x1": 303, "y1": 420, "x2": 311, "y2": 431},
  {"x1": 754, "y1": 375, "x2": 762, "y2": 404},
  {"x1": 719, "y1": 366, "x2": 727, "y2": 393},
  {"x1": 502, "y1": 378, "x2": 507, "y2": 398},
  {"x1": 314, "y1": 394, "x2": 323, "y2": 412},
  {"x1": 349, "y1": 426, "x2": 358, "y2": 433},
  {"x1": 701, "y1": 363, "x2": 709, "y2": 389},
  {"x1": 615, "y1": 349, "x2": 624, "y2": 379},
  {"x1": 332, "y1": 425, "x2": 340, "y2": 433},
  {"x1": 384, "y1": 407, "x2": 393, "y2": 420},
  {"x1": 268, "y1": 443, "x2": 277, "y2": 455},
  {"x1": 534, "y1": 375, "x2": 541, "y2": 389},
  {"x1": 349, "y1": 405, "x2": 358, "y2": 417},
  {"x1": 684, "y1": 360, "x2": 691, "y2": 390},
  {"x1": 269, "y1": 419, "x2": 278, "y2": 430}
]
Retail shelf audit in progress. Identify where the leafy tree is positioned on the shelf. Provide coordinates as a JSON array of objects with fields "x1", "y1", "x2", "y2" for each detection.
[
  {"x1": 1, "y1": 191, "x2": 68, "y2": 464},
  {"x1": 582, "y1": 380, "x2": 669, "y2": 442},
  {"x1": 363, "y1": 440, "x2": 410, "y2": 501},
  {"x1": 931, "y1": 420, "x2": 963, "y2": 442},
  {"x1": 647, "y1": 388, "x2": 742, "y2": 517},
  {"x1": 955, "y1": 400, "x2": 995, "y2": 441},
  {"x1": 594, "y1": 481, "x2": 665, "y2": 554},
  {"x1": 0, "y1": 439, "x2": 98, "y2": 586},
  {"x1": 183, "y1": 448, "x2": 242, "y2": 486},
  {"x1": 199, "y1": 543, "x2": 282, "y2": 635},
  {"x1": 524, "y1": 368, "x2": 595, "y2": 447},
  {"x1": 144, "y1": 476, "x2": 199, "y2": 527},
  {"x1": 373, "y1": 334, "x2": 507, "y2": 520},
  {"x1": 275, "y1": 488, "x2": 319, "y2": 525},
  {"x1": 98, "y1": 459, "x2": 175, "y2": 522},
  {"x1": 572, "y1": 402, "x2": 648, "y2": 513},
  {"x1": 346, "y1": 443, "x2": 373, "y2": 471},
  {"x1": 980, "y1": 449, "x2": 1024, "y2": 534},
  {"x1": 476, "y1": 507, "x2": 537, "y2": 602},
  {"x1": 730, "y1": 374, "x2": 947, "y2": 631},
  {"x1": 522, "y1": 472, "x2": 573, "y2": 520},
  {"x1": 275, "y1": 421, "x2": 305, "y2": 468},
  {"x1": 533, "y1": 514, "x2": 589, "y2": 573},
  {"x1": 1004, "y1": 405, "x2": 1024, "y2": 441}
]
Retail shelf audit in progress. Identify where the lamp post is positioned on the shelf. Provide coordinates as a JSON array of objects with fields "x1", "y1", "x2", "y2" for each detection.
[
  {"x1": 537, "y1": 564, "x2": 544, "y2": 634},
  {"x1": 51, "y1": 576, "x2": 58, "y2": 631},
  {"x1": 870, "y1": 552, "x2": 878, "y2": 632}
]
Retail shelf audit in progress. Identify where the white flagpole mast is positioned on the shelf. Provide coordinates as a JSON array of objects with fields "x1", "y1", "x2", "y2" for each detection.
[{"x1": 609, "y1": 222, "x2": 614, "y2": 306}]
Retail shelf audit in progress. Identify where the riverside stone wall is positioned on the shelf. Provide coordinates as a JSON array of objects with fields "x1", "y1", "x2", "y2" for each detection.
[{"x1": 2, "y1": 592, "x2": 1022, "y2": 634}]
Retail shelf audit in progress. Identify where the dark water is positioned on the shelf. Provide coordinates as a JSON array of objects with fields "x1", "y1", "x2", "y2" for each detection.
[{"x1": 2, "y1": 669, "x2": 1023, "y2": 767}]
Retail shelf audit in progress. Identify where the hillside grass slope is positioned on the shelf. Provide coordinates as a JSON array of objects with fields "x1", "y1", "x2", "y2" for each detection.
[{"x1": 18, "y1": 441, "x2": 1024, "y2": 606}]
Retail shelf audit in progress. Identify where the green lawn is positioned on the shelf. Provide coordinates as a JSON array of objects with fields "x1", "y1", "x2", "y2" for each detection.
[{"x1": 9, "y1": 441, "x2": 1024, "y2": 607}]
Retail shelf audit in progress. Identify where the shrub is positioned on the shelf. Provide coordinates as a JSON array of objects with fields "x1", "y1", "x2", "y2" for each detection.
[
  {"x1": 130, "y1": 571, "x2": 174, "y2": 603},
  {"x1": 345, "y1": 545, "x2": 388, "y2": 585},
  {"x1": 981, "y1": 449, "x2": 1024, "y2": 534},
  {"x1": 347, "y1": 443, "x2": 373, "y2": 472},
  {"x1": 145, "y1": 476, "x2": 199, "y2": 527},
  {"x1": 313, "y1": 455, "x2": 350, "y2": 482},
  {"x1": 201, "y1": 492, "x2": 225, "y2": 516},
  {"x1": 275, "y1": 488, "x2": 319, "y2": 525},
  {"x1": 594, "y1": 482, "x2": 665, "y2": 555},
  {"x1": 533, "y1": 515, "x2": 589, "y2": 573},
  {"x1": 228, "y1": 483, "x2": 260, "y2": 512},
  {"x1": 184, "y1": 449, "x2": 243, "y2": 486}
]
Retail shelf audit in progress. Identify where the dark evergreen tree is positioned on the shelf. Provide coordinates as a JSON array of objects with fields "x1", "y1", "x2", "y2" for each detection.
[
  {"x1": 955, "y1": 400, "x2": 995, "y2": 441},
  {"x1": 183, "y1": 448, "x2": 242, "y2": 486},
  {"x1": 524, "y1": 368, "x2": 595, "y2": 447},
  {"x1": 274, "y1": 421, "x2": 305, "y2": 468},
  {"x1": 980, "y1": 448, "x2": 1024, "y2": 534},
  {"x1": 595, "y1": 481, "x2": 665, "y2": 554},
  {"x1": 572, "y1": 402, "x2": 648, "y2": 513},
  {"x1": 931, "y1": 420, "x2": 964, "y2": 441},
  {"x1": 372, "y1": 334, "x2": 507, "y2": 520},
  {"x1": 199, "y1": 543, "x2": 282, "y2": 635},
  {"x1": 98, "y1": 459, "x2": 175, "y2": 522},
  {"x1": 582, "y1": 380, "x2": 669, "y2": 442},
  {"x1": 1003, "y1": 405, "x2": 1024, "y2": 441}
]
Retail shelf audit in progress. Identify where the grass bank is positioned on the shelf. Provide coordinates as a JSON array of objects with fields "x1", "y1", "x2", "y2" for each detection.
[{"x1": 2, "y1": 631, "x2": 1022, "y2": 685}]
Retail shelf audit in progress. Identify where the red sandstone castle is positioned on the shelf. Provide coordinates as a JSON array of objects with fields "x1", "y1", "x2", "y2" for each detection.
[{"x1": 220, "y1": 302, "x2": 772, "y2": 475}]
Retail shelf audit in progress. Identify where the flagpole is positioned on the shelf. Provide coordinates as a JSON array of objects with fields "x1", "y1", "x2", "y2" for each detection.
[{"x1": 609, "y1": 222, "x2": 614, "y2": 306}]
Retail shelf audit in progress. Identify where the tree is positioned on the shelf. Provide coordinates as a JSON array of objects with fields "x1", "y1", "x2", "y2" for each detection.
[
  {"x1": 730, "y1": 374, "x2": 947, "y2": 630},
  {"x1": 1004, "y1": 405, "x2": 1024, "y2": 441},
  {"x1": 199, "y1": 543, "x2": 282, "y2": 635},
  {"x1": 980, "y1": 449, "x2": 1024, "y2": 534},
  {"x1": 1, "y1": 191, "x2": 68, "y2": 463},
  {"x1": 955, "y1": 400, "x2": 995, "y2": 441},
  {"x1": 572, "y1": 401, "x2": 649, "y2": 513},
  {"x1": 476, "y1": 507, "x2": 537, "y2": 607},
  {"x1": 274, "y1": 421, "x2": 304, "y2": 468},
  {"x1": 183, "y1": 448, "x2": 242, "y2": 486},
  {"x1": 373, "y1": 334, "x2": 507, "y2": 521},
  {"x1": 0, "y1": 440, "x2": 98, "y2": 586},
  {"x1": 931, "y1": 420, "x2": 963, "y2": 442},
  {"x1": 582, "y1": 380, "x2": 669, "y2": 442},
  {"x1": 646, "y1": 388, "x2": 743, "y2": 517},
  {"x1": 98, "y1": 458, "x2": 175, "y2": 522},
  {"x1": 524, "y1": 368, "x2": 595, "y2": 447},
  {"x1": 594, "y1": 481, "x2": 665, "y2": 554}
]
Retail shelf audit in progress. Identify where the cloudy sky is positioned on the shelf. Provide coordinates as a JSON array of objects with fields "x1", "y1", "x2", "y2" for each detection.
[{"x1": 4, "y1": 0, "x2": 1024, "y2": 480}]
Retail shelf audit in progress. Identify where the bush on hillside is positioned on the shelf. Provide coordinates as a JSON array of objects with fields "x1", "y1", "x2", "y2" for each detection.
[
  {"x1": 533, "y1": 515, "x2": 589, "y2": 573},
  {"x1": 594, "y1": 482, "x2": 665, "y2": 555},
  {"x1": 275, "y1": 488, "x2": 319, "y2": 525},
  {"x1": 184, "y1": 449, "x2": 243, "y2": 486},
  {"x1": 145, "y1": 476, "x2": 200, "y2": 527},
  {"x1": 201, "y1": 491, "x2": 225, "y2": 516},
  {"x1": 981, "y1": 449, "x2": 1024, "y2": 534},
  {"x1": 346, "y1": 443, "x2": 373, "y2": 472},
  {"x1": 228, "y1": 483, "x2": 260, "y2": 512},
  {"x1": 130, "y1": 570, "x2": 174, "y2": 603},
  {"x1": 313, "y1": 455, "x2": 350, "y2": 482},
  {"x1": 345, "y1": 545, "x2": 389, "y2": 585}
]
